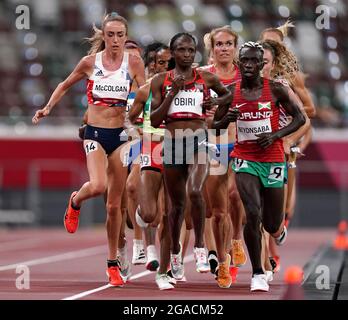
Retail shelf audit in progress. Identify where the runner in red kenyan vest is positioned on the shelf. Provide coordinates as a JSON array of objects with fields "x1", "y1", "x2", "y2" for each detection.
[
  {"x1": 161, "y1": 68, "x2": 210, "y2": 121},
  {"x1": 231, "y1": 78, "x2": 284, "y2": 163}
]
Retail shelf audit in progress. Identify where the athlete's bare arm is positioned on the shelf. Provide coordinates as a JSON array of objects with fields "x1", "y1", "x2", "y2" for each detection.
[
  {"x1": 32, "y1": 55, "x2": 94, "y2": 124},
  {"x1": 150, "y1": 72, "x2": 185, "y2": 128},
  {"x1": 256, "y1": 81, "x2": 306, "y2": 149},
  {"x1": 283, "y1": 86, "x2": 311, "y2": 154},
  {"x1": 292, "y1": 71, "x2": 316, "y2": 118},
  {"x1": 129, "y1": 54, "x2": 146, "y2": 88},
  {"x1": 200, "y1": 70, "x2": 231, "y2": 100},
  {"x1": 297, "y1": 125, "x2": 312, "y2": 155},
  {"x1": 211, "y1": 84, "x2": 238, "y2": 130},
  {"x1": 128, "y1": 82, "x2": 150, "y2": 123},
  {"x1": 124, "y1": 82, "x2": 150, "y2": 139}
]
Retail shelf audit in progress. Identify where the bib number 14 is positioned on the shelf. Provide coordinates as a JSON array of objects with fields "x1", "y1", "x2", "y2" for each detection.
[{"x1": 85, "y1": 141, "x2": 98, "y2": 155}]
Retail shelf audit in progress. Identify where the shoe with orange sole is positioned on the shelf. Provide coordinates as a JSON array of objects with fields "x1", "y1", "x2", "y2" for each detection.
[
  {"x1": 217, "y1": 254, "x2": 232, "y2": 289},
  {"x1": 64, "y1": 191, "x2": 80, "y2": 233},
  {"x1": 229, "y1": 266, "x2": 239, "y2": 283},
  {"x1": 232, "y1": 239, "x2": 247, "y2": 267},
  {"x1": 106, "y1": 266, "x2": 124, "y2": 287}
]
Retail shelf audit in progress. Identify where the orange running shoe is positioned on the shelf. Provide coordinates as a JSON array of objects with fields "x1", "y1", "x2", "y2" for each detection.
[
  {"x1": 229, "y1": 266, "x2": 239, "y2": 283},
  {"x1": 217, "y1": 254, "x2": 232, "y2": 289},
  {"x1": 232, "y1": 239, "x2": 247, "y2": 267},
  {"x1": 64, "y1": 191, "x2": 80, "y2": 233},
  {"x1": 106, "y1": 266, "x2": 124, "y2": 287}
]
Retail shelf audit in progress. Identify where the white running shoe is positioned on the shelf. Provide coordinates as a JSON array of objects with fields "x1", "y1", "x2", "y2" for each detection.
[
  {"x1": 170, "y1": 245, "x2": 185, "y2": 280},
  {"x1": 146, "y1": 245, "x2": 159, "y2": 272},
  {"x1": 265, "y1": 270, "x2": 273, "y2": 283},
  {"x1": 250, "y1": 274, "x2": 269, "y2": 292},
  {"x1": 156, "y1": 273, "x2": 174, "y2": 290},
  {"x1": 135, "y1": 206, "x2": 148, "y2": 228},
  {"x1": 132, "y1": 242, "x2": 147, "y2": 265},
  {"x1": 117, "y1": 241, "x2": 131, "y2": 282},
  {"x1": 193, "y1": 247, "x2": 210, "y2": 273},
  {"x1": 275, "y1": 226, "x2": 287, "y2": 246},
  {"x1": 117, "y1": 254, "x2": 131, "y2": 282}
]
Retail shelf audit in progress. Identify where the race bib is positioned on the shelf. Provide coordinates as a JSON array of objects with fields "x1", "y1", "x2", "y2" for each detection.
[
  {"x1": 140, "y1": 153, "x2": 151, "y2": 168},
  {"x1": 92, "y1": 79, "x2": 130, "y2": 101},
  {"x1": 237, "y1": 118, "x2": 272, "y2": 142},
  {"x1": 233, "y1": 158, "x2": 248, "y2": 171},
  {"x1": 268, "y1": 165, "x2": 285, "y2": 182},
  {"x1": 84, "y1": 141, "x2": 98, "y2": 155},
  {"x1": 168, "y1": 91, "x2": 203, "y2": 118}
]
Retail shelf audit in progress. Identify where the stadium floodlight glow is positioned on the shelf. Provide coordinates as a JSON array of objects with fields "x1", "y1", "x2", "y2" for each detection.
[
  {"x1": 344, "y1": 81, "x2": 348, "y2": 93},
  {"x1": 327, "y1": 36, "x2": 337, "y2": 49},
  {"x1": 229, "y1": 5, "x2": 242, "y2": 17},
  {"x1": 278, "y1": 5, "x2": 290, "y2": 18},
  {"x1": 328, "y1": 51, "x2": 339, "y2": 64},
  {"x1": 25, "y1": 48, "x2": 38, "y2": 60},
  {"x1": 24, "y1": 33, "x2": 37, "y2": 46},
  {"x1": 140, "y1": 34, "x2": 154, "y2": 46},
  {"x1": 183, "y1": 20, "x2": 196, "y2": 32},
  {"x1": 134, "y1": 4, "x2": 148, "y2": 16},
  {"x1": 14, "y1": 121, "x2": 27, "y2": 135},
  {"x1": 29, "y1": 63, "x2": 43, "y2": 76},
  {"x1": 330, "y1": 66, "x2": 341, "y2": 80},
  {"x1": 195, "y1": 51, "x2": 202, "y2": 63},
  {"x1": 32, "y1": 94, "x2": 45, "y2": 107},
  {"x1": 181, "y1": 4, "x2": 195, "y2": 16},
  {"x1": 81, "y1": 95, "x2": 88, "y2": 106},
  {"x1": 231, "y1": 20, "x2": 243, "y2": 33}
]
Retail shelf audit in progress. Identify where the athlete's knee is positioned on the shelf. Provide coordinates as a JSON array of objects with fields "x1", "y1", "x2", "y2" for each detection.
[
  {"x1": 263, "y1": 221, "x2": 282, "y2": 235},
  {"x1": 171, "y1": 203, "x2": 185, "y2": 218},
  {"x1": 106, "y1": 200, "x2": 122, "y2": 217},
  {"x1": 89, "y1": 181, "x2": 107, "y2": 197},
  {"x1": 211, "y1": 207, "x2": 226, "y2": 222},
  {"x1": 126, "y1": 180, "x2": 137, "y2": 200},
  {"x1": 229, "y1": 187, "x2": 241, "y2": 204},
  {"x1": 188, "y1": 189, "x2": 203, "y2": 205},
  {"x1": 142, "y1": 207, "x2": 157, "y2": 224}
]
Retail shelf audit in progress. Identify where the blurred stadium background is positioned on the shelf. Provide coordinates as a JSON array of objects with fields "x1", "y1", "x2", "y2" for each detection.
[{"x1": 0, "y1": 0, "x2": 347, "y2": 228}]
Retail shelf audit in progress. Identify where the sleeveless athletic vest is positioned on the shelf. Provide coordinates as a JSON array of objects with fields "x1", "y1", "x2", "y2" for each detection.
[
  {"x1": 231, "y1": 78, "x2": 284, "y2": 162},
  {"x1": 203, "y1": 64, "x2": 241, "y2": 118},
  {"x1": 161, "y1": 69, "x2": 210, "y2": 122},
  {"x1": 86, "y1": 51, "x2": 132, "y2": 107}
]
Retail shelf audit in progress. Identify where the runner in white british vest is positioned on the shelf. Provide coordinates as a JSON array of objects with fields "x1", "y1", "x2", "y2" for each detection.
[{"x1": 32, "y1": 13, "x2": 145, "y2": 287}]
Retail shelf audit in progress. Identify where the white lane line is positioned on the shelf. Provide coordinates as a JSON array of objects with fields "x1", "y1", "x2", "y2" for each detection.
[
  {"x1": 63, "y1": 284, "x2": 113, "y2": 300},
  {"x1": 62, "y1": 254, "x2": 195, "y2": 300},
  {"x1": 0, "y1": 245, "x2": 106, "y2": 271}
]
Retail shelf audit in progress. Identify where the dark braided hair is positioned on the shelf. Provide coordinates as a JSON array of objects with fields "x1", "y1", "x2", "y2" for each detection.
[
  {"x1": 169, "y1": 33, "x2": 196, "y2": 51},
  {"x1": 239, "y1": 41, "x2": 264, "y2": 57}
]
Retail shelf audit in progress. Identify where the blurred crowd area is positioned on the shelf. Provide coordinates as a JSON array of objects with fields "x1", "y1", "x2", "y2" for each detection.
[{"x1": 0, "y1": 0, "x2": 347, "y2": 128}]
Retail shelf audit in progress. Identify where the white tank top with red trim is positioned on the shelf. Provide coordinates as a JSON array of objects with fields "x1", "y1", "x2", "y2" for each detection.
[{"x1": 86, "y1": 51, "x2": 131, "y2": 107}]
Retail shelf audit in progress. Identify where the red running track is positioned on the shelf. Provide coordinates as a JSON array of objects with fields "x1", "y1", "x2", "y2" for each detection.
[{"x1": 0, "y1": 227, "x2": 335, "y2": 300}]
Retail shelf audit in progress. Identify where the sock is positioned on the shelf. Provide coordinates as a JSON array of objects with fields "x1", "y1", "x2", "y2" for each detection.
[
  {"x1": 107, "y1": 259, "x2": 119, "y2": 268},
  {"x1": 71, "y1": 196, "x2": 80, "y2": 210},
  {"x1": 133, "y1": 239, "x2": 143, "y2": 246},
  {"x1": 118, "y1": 244, "x2": 127, "y2": 263},
  {"x1": 208, "y1": 251, "x2": 218, "y2": 274},
  {"x1": 147, "y1": 245, "x2": 157, "y2": 256},
  {"x1": 208, "y1": 250, "x2": 217, "y2": 258},
  {"x1": 252, "y1": 268, "x2": 264, "y2": 275}
]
